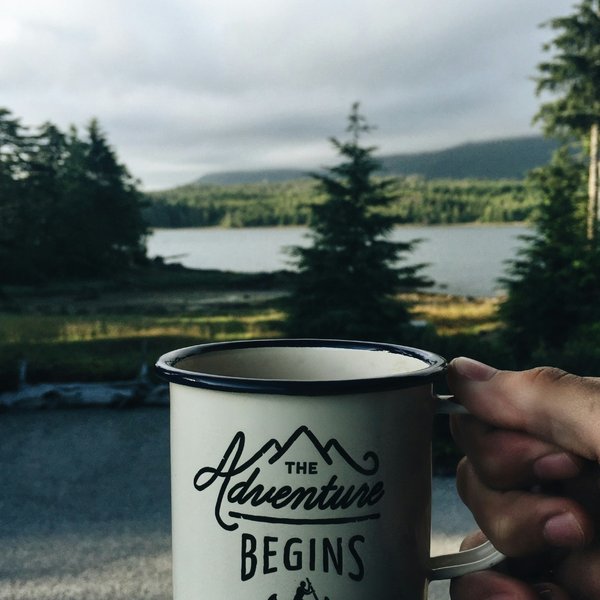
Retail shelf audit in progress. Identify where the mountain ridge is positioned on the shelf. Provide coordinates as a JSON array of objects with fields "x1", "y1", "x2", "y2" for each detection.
[{"x1": 196, "y1": 135, "x2": 557, "y2": 186}]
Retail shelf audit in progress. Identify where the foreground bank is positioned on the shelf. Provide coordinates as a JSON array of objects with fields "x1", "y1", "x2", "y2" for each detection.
[{"x1": 0, "y1": 263, "x2": 503, "y2": 394}]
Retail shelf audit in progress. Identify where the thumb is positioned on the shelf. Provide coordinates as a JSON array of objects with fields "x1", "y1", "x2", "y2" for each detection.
[{"x1": 448, "y1": 357, "x2": 600, "y2": 463}]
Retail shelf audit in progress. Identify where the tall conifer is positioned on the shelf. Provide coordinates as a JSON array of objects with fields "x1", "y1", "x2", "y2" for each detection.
[
  {"x1": 534, "y1": 0, "x2": 600, "y2": 241},
  {"x1": 285, "y1": 104, "x2": 430, "y2": 340},
  {"x1": 500, "y1": 148, "x2": 600, "y2": 356}
]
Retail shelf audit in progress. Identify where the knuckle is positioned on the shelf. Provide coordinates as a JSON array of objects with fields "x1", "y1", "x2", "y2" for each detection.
[
  {"x1": 526, "y1": 366, "x2": 573, "y2": 387},
  {"x1": 464, "y1": 429, "x2": 537, "y2": 490},
  {"x1": 464, "y1": 442, "x2": 509, "y2": 488},
  {"x1": 475, "y1": 453, "x2": 514, "y2": 489},
  {"x1": 488, "y1": 511, "x2": 518, "y2": 552},
  {"x1": 484, "y1": 496, "x2": 541, "y2": 556}
]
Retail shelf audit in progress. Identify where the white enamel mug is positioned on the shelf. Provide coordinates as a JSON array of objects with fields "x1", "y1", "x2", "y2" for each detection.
[{"x1": 156, "y1": 339, "x2": 503, "y2": 600}]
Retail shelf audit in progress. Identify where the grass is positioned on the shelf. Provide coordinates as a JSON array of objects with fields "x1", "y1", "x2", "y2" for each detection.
[
  {"x1": 402, "y1": 293, "x2": 501, "y2": 335},
  {"x1": 0, "y1": 265, "x2": 290, "y2": 390},
  {"x1": 0, "y1": 307, "x2": 286, "y2": 390},
  {"x1": 1, "y1": 297, "x2": 498, "y2": 345},
  {"x1": 0, "y1": 264, "x2": 506, "y2": 390},
  {"x1": 0, "y1": 274, "x2": 502, "y2": 392},
  {"x1": 1, "y1": 311, "x2": 285, "y2": 344}
]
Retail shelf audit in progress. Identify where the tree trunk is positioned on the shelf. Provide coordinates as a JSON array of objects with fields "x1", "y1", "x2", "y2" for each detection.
[{"x1": 587, "y1": 121, "x2": 599, "y2": 242}]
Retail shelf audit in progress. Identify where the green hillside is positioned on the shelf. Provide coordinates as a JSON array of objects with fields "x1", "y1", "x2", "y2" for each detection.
[
  {"x1": 379, "y1": 136, "x2": 557, "y2": 179},
  {"x1": 144, "y1": 177, "x2": 538, "y2": 228},
  {"x1": 195, "y1": 136, "x2": 556, "y2": 185},
  {"x1": 145, "y1": 136, "x2": 553, "y2": 228}
]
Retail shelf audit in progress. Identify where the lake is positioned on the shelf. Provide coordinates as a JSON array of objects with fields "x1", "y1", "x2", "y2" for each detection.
[{"x1": 147, "y1": 224, "x2": 530, "y2": 297}]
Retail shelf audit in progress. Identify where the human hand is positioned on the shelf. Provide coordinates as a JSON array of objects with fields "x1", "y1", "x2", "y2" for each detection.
[{"x1": 447, "y1": 357, "x2": 600, "y2": 599}]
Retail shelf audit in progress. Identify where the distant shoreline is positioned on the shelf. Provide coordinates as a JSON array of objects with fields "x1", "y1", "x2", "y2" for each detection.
[{"x1": 148, "y1": 221, "x2": 530, "y2": 232}]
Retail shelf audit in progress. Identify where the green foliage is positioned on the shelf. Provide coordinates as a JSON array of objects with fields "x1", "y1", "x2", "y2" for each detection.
[
  {"x1": 501, "y1": 1, "x2": 600, "y2": 360},
  {"x1": 385, "y1": 178, "x2": 536, "y2": 224},
  {"x1": 500, "y1": 147, "x2": 600, "y2": 358},
  {"x1": 283, "y1": 104, "x2": 432, "y2": 340},
  {"x1": 146, "y1": 136, "x2": 553, "y2": 231},
  {"x1": 534, "y1": 0, "x2": 600, "y2": 139},
  {"x1": 0, "y1": 108, "x2": 147, "y2": 284},
  {"x1": 145, "y1": 178, "x2": 318, "y2": 228},
  {"x1": 531, "y1": 321, "x2": 600, "y2": 376},
  {"x1": 144, "y1": 176, "x2": 538, "y2": 228},
  {"x1": 534, "y1": 1, "x2": 600, "y2": 243}
]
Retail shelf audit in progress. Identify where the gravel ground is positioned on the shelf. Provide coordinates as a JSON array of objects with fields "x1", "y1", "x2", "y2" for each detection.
[{"x1": 0, "y1": 409, "x2": 478, "y2": 600}]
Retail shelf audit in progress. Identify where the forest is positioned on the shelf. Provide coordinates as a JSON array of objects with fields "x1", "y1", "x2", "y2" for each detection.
[
  {"x1": 0, "y1": 108, "x2": 147, "y2": 284},
  {"x1": 144, "y1": 177, "x2": 539, "y2": 228}
]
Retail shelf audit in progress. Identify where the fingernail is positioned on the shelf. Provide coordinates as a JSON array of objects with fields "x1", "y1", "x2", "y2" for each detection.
[
  {"x1": 543, "y1": 512, "x2": 585, "y2": 547},
  {"x1": 452, "y1": 357, "x2": 497, "y2": 382},
  {"x1": 533, "y1": 452, "x2": 581, "y2": 480}
]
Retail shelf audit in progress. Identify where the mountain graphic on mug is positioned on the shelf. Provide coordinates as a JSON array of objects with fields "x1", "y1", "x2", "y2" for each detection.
[{"x1": 193, "y1": 426, "x2": 386, "y2": 530}]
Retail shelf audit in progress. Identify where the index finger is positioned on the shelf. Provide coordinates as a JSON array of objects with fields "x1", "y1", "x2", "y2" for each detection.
[
  {"x1": 448, "y1": 357, "x2": 600, "y2": 463},
  {"x1": 451, "y1": 414, "x2": 583, "y2": 488}
]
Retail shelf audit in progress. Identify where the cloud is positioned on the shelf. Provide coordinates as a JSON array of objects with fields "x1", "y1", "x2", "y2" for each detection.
[{"x1": 0, "y1": 0, "x2": 576, "y2": 189}]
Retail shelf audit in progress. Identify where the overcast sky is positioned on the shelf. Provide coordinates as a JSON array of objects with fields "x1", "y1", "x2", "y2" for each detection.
[{"x1": 1, "y1": 0, "x2": 576, "y2": 190}]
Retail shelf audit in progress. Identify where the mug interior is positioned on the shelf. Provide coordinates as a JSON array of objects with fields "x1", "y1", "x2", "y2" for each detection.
[{"x1": 176, "y1": 345, "x2": 428, "y2": 381}]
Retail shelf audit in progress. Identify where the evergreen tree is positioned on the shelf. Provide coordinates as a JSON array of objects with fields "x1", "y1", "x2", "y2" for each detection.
[
  {"x1": 57, "y1": 120, "x2": 147, "y2": 275},
  {"x1": 284, "y1": 104, "x2": 431, "y2": 340},
  {"x1": 0, "y1": 109, "x2": 147, "y2": 282},
  {"x1": 0, "y1": 109, "x2": 35, "y2": 280},
  {"x1": 500, "y1": 146, "x2": 600, "y2": 357},
  {"x1": 534, "y1": 0, "x2": 600, "y2": 241},
  {"x1": 20, "y1": 122, "x2": 70, "y2": 275}
]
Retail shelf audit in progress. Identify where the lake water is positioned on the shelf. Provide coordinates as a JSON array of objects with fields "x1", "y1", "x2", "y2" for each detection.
[{"x1": 147, "y1": 225, "x2": 529, "y2": 297}]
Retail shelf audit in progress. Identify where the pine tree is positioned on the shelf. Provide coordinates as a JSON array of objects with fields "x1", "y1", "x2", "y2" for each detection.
[
  {"x1": 534, "y1": 0, "x2": 600, "y2": 241},
  {"x1": 284, "y1": 103, "x2": 431, "y2": 341},
  {"x1": 500, "y1": 2, "x2": 600, "y2": 360},
  {"x1": 0, "y1": 110, "x2": 147, "y2": 282},
  {"x1": 500, "y1": 146, "x2": 600, "y2": 357},
  {"x1": 0, "y1": 108, "x2": 36, "y2": 281},
  {"x1": 65, "y1": 119, "x2": 147, "y2": 274},
  {"x1": 22, "y1": 122, "x2": 70, "y2": 274}
]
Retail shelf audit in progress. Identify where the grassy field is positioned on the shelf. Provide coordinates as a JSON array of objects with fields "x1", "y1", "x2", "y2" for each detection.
[
  {"x1": 0, "y1": 313, "x2": 285, "y2": 389},
  {"x1": 402, "y1": 292, "x2": 500, "y2": 336},
  {"x1": 0, "y1": 264, "x2": 504, "y2": 391}
]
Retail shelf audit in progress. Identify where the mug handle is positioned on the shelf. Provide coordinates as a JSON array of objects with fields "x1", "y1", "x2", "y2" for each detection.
[{"x1": 427, "y1": 394, "x2": 505, "y2": 581}]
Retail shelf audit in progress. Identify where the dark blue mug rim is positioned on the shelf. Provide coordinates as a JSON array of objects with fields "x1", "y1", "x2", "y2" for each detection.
[{"x1": 155, "y1": 338, "x2": 447, "y2": 396}]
